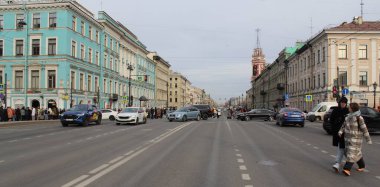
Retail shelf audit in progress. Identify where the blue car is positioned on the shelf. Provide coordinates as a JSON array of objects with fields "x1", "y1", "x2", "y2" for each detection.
[
  {"x1": 60, "y1": 104, "x2": 102, "y2": 127},
  {"x1": 167, "y1": 107, "x2": 201, "y2": 122},
  {"x1": 276, "y1": 108, "x2": 305, "y2": 127}
]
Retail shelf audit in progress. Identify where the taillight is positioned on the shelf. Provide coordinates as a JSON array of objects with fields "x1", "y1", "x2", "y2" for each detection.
[{"x1": 284, "y1": 113, "x2": 288, "y2": 117}]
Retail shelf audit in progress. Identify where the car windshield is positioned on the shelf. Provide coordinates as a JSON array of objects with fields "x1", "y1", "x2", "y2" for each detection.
[
  {"x1": 311, "y1": 104, "x2": 321, "y2": 112},
  {"x1": 176, "y1": 108, "x2": 189, "y2": 112},
  {"x1": 122, "y1": 108, "x2": 138, "y2": 113},
  {"x1": 281, "y1": 108, "x2": 302, "y2": 113},
  {"x1": 69, "y1": 105, "x2": 88, "y2": 111}
]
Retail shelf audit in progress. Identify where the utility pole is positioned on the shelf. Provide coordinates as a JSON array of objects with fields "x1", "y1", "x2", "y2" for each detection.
[
  {"x1": 127, "y1": 63, "x2": 134, "y2": 107},
  {"x1": 70, "y1": 79, "x2": 73, "y2": 108},
  {"x1": 166, "y1": 82, "x2": 169, "y2": 109}
]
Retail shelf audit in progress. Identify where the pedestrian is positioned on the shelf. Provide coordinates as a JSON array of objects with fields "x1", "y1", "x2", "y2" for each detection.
[
  {"x1": 44, "y1": 108, "x2": 49, "y2": 120},
  {"x1": 150, "y1": 107, "x2": 154, "y2": 119},
  {"x1": 7, "y1": 107, "x2": 13, "y2": 121},
  {"x1": 20, "y1": 107, "x2": 26, "y2": 121},
  {"x1": 338, "y1": 102, "x2": 372, "y2": 176},
  {"x1": 31, "y1": 107, "x2": 36, "y2": 121},
  {"x1": 15, "y1": 107, "x2": 21, "y2": 121},
  {"x1": 330, "y1": 96, "x2": 349, "y2": 173}
]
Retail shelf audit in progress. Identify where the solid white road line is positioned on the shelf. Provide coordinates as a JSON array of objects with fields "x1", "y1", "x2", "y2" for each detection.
[
  {"x1": 61, "y1": 175, "x2": 89, "y2": 187},
  {"x1": 63, "y1": 122, "x2": 193, "y2": 187},
  {"x1": 109, "y1": 156, "x2": 124, "y2": 164},
  {"x1": 237, "y1": 159, "x2": 244, "y2": 163},
  {"x1": 89, "y1": 164, "x2": 109, "y2": 174},
  {"x1": 242, "y1": 174, "x2": 251, "y2": 181},
  {"x1": 239, "y1": 165, "x2": 247, "y2": 171}
]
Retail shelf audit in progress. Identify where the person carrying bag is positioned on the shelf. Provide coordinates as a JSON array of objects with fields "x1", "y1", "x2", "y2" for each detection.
[{"x1": 338, "y1": 102, "x2": 372, "y2": 176}]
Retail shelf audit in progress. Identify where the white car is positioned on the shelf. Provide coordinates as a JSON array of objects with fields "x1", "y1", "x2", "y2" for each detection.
[
  {"x1": 115, "y1": 107, "x2": 147, "y2": 125},
  {"x1": 100, "y1": 109, "x2": 118, "y2": 120}
]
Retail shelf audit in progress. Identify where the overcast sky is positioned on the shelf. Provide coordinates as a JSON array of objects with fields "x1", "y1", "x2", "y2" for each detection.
[{"x1": 79, "y1": 0, "x2": 380, "y2": 103}]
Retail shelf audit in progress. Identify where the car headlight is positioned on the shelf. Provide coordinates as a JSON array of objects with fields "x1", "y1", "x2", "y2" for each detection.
[{"x1": 77, "y1": 113, "x2": 85, "y2": 117}]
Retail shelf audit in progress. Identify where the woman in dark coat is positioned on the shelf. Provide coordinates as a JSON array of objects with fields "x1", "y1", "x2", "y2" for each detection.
[{"x1": 330, "y1": 96, "x2": 349, "y2": 172}]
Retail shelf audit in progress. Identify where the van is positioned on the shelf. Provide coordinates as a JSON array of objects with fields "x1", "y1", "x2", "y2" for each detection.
[{"x1": 307, "y1": 102, "x2": 338, "y2": 122}]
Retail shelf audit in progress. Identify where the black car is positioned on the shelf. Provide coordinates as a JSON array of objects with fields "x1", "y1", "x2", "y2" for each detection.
[
  {"x1": 239, "y1": 109, "x2": 276, "y2": 121},
  {"x1": 322, "y1": 106, "x2": 338, "y2": 134},
  {"x1": 323, "y1": 106, "x2": 380, "y2": 134},
  {"x1": 60, "y1": 104, "x2": 102, "y2": 127},
  {"x1": 191, "y1": 104, "x2": 213, "y2": 119}
]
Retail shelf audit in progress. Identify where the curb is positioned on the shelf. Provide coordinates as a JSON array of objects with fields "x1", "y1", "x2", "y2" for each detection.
[{"x1": 0, "y1": 120, "x2": 60, "y2": 127}]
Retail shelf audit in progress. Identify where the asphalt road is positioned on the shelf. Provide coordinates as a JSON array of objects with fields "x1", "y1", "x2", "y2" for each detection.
[{"x1": 0, "y1": 117, "x2": 379, "y2": 187}]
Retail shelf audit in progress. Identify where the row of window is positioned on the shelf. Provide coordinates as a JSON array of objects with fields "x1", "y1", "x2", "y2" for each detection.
[
  {"x1": 13, "y1": 70, "x2": 56, "y2": 89},
  {"x1": 288, "y1": 71, "x2": 372, "y2": 94},
  {"x1": 338, "y1": 44, "x2": 369, "y2": 59},
  {"x1": 0, "y1": 12, "x2": 57, "y2": 30},
  {"x1": 0, "y1": 38, "x2": 57, "y2": 56}
]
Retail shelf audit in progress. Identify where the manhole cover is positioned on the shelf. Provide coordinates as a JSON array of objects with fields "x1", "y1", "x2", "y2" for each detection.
[{"x1": 257, "y1": 160, "x2": 278, "y2": 166}]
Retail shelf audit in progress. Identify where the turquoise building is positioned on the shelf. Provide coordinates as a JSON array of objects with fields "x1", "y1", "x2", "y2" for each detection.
[{"x1": 0, "y1": 0, "x2": 156, "y2": 110}]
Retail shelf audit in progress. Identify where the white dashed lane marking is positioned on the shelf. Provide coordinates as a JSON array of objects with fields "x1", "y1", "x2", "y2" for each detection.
[
  {"x1": 330, "y1": 155, "x2": 337, "y2": 158},
  {"x1": 239, "y1": 165, "x2": 247, "y2": 171},
  {"x1": 242, "y1": 174, "x2": 251, "y2": 181},
  {"x1": 235, "y1": 149, "x2": 239, "y2": 152},
  {"x1": 245, "y1": 185, "x2": 254, "y2": 187},
  {"x1": 376, "y1": 176, "x2": 380, "y2": 180},
  {"x1": 236, "y1": 154, "x2": 242, "y2": 157},
  {"x1": 0, "y1": 160, "x2": 4, "y2": 163},
  {"x1": 321, "y1": 150, "x2": 328, "y2": 154},
  {"x1": 313, "y1": 146, "x2": 319, "y2": 150},
  {"x1": 237, "y1": 159, "x2": 244, "y2": 163}
]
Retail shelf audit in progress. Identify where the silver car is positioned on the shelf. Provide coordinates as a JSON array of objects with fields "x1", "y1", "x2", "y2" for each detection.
[{"x1": 167, "y1": 107, "x2": 201, "y2": 122}]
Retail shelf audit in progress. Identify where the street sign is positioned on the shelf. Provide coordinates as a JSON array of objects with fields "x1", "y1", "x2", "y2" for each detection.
[
  {"x1": 342, "y1": 88, "x2": 349, "y2": 95},
  {"x1": 305, "y1": 95, "x2": 313, "y2": 102},
  {"x1": 284, "y1": 94, "x2": 289, "y2": 101}
]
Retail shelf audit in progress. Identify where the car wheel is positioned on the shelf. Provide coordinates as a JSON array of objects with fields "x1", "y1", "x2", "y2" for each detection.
[
  {"x1": 96, "y1": 118, "x2": 102, "y2": 125},
  {"x1": 61, "y1": 122, "x2": 68, "y2": 127},
  {"x1": 116, "y1": 123, "x2": 120, "y2": 125},
  {"x1": 82, "y1": 118, "x2": 89, "y2": 127},
  {"x1": 143, "y1": 117, "x2": 147, "y2": 124},
  {"x1": 196, "y1": 115, "x2": 201, "y2": 121},
  {"x1": 109, "y1": 115, "x2": 115, "y2": 121},
  {"x1": 202, "y1": 114, "x2": 208, "y2": 120},
  {"x1": 169, "y1": 119, "x2": 173, "y2": 122},
  {"x1": 182, "y1": 116, "x2": 187, "y2": 122},
  {"x1": 245, "y1": 116, "x2": 250, "y2": 121},
  {"x1": 279, "y1": 120, "x2": 284, "y2": 127},
  {"x1": 135, "y1": 118, "x2": 139, "y2": 125},
  {"x1": 309, "y1": 116, "x2": 315, "y2": 122},
  {"x1": 276, "y1": 120, "x2": 279, "y2": 126}
]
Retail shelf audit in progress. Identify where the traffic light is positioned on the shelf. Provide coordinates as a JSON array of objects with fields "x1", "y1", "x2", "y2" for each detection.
[{"x1": 144, "y1": 75, "x2": 148, "y2": 82}]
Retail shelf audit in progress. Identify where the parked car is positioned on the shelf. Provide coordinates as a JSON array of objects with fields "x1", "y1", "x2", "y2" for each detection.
[
  {"x1": 307, "y1": 102, "x2": 337, "y2": 122},
  {"x1": 239, "y1": 109, "x2": 276, "y2": 121},
  {"x1": 276, "y1": 108, "x2": 305, "y2": 127},
  {"x1": 323, "y1": 106, "x2": 380, "y2": 134},
  {"x1": 167, "y1": 107, "x2": 201, "y2": 122},
  {"x1": 191, "y1": 104, "x2": 213, "y2": 119},
  {"x1": 322, "y1": 106, "x2": 338, "y2": 134},
  {"x1": 60, "y1": 104, "x2": 102, "y2": 127},
  {"x1": 100, "y1": 109, "x2": 118, "y2": 120},
  {"x1": 115, "y1": 107, "x2": 147, "y2": 125}
]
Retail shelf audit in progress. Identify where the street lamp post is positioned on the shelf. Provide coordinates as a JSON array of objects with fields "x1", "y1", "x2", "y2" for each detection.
[
  {"x1": 19, "y1": 6, "x2": 29, "y2": 107},
  {"x1": 166, "y1": 82, "x2": 169, "y2": 109},
  {"x1": 373, "y1": 82, "x2": 377, "y2": 108},
  {"x1": 70, "y1": 80, "x2": 73, "y2": 108},
  {"x1": 127, "y1": 63, "x2": 134, "y2": 107}
]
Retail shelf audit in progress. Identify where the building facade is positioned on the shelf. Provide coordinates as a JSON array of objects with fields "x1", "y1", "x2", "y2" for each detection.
[
  {"x1": 252, "y1": 17, "x2": 380, "y2": 112},
  {"x1": 147, "y1": 52, "x2": 170, "y2": 109},
  {"x1": 0, "y1": 0, "x2": 155, "y2": 110},
  {"x1": 168, "y1": 71, "x2": 188, "y2": 109}
]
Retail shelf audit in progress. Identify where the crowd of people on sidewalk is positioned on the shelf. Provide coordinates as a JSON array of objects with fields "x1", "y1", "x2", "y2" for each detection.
[{"x1": 0, "y1": 106, "x2": 63, "y2": 122}]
